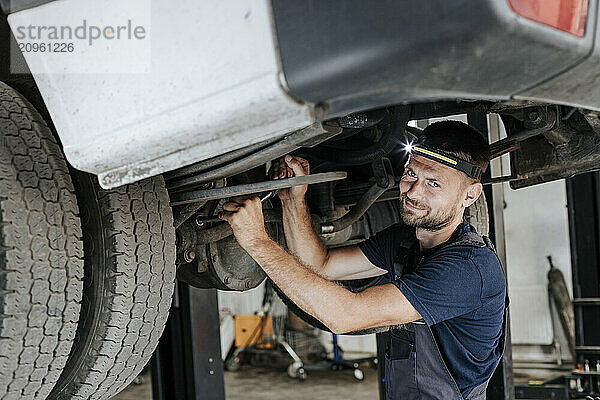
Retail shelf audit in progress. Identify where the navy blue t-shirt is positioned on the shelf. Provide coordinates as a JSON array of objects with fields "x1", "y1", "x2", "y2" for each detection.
[{"x1": 358, "y1": 220, "x2": 507, "y2": 398}]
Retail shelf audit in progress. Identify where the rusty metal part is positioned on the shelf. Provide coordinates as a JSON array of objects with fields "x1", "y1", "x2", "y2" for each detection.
[
  {"x1": 173, "y1": 201, "x2": 207, "y2": 229},
  {"x1": 510, "y1": 119, "x2": 600, "y2": 189},
  {"x1": 177, "y1": 206, "x2": 283, "y2": 291},
  {"x1": 167, "y1": 122, "x2": 343, "y2": 190},
  {"x1": 508, "y1": 107, "x2": 600, "y2": 188},
  {"x1": 172, "y1": 179, "x2": 225, "y2": 229},
  {"x1": 183, "y1": 249, "x2": 196, "y2": 263},
  {"x1": 580, "y1": 109, "x2": 600, "y2": 132},
  {"x1": 489, "y1": 108, "x2": 557, "y2": 159},
  {"x1": 175, "y1": 221, "x2": 198, "y2": 265},
  {"x1": 337, "y1": 109, "x2": 387, "y2": 129},
  {"x1": 311, "y1": 106, "x2": 410, "y2": 166},
  {"x1": 169, "y1": 172, "x2": 347, "y2": 206}
]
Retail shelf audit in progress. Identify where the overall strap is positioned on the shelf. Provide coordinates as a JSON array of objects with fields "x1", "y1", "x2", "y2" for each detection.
[
  {"x1": 441, "y1": 231, "x2": 488, "y2": 250},
  {"x1": 394, "y1": 230, "x2": 492, "y2": 261},
  {"x1": 391, "y1": 233, "x2": 416, "y2": 278}
]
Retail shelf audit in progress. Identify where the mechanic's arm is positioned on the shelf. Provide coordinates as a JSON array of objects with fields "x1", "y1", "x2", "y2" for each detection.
[
  {"x1": 273, "y1": 155, "x2": 387, "y2": 280},
  {"x1": 219, "y1": 196, "x2": 421, "y2": 334},
  {"x1": 248, "y1": 232, "x2": 421, "y2": 334}
]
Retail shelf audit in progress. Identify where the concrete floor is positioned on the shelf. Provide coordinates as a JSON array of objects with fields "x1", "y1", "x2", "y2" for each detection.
[
  {"x1": 224, "y1": 364, "x2": 378, "y2": 400},
  {"x1": 108, "y1": 363, "x2": 570, "y2": 400},
  {"x1": 113, "y1": 363, "x2": 379, "y2": 400}
]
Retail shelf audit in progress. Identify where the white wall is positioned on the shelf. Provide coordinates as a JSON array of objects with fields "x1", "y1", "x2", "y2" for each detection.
[
  {"x1": 503, "y1": 181, "x2": 573, "y2": 297},
  {"x1": 503, "y1": 180, "x2": 572, "y2": 348}
]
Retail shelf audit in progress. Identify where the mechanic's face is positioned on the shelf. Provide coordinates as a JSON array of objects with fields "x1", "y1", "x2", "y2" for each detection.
[{"x1": 399, "y1": 154, "x2": 476, "y2": 231}]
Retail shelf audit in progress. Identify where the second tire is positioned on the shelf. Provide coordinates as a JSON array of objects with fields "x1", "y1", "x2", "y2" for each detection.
[{"x1": 49, "y1": 174, "x2": 176, "y2": 400}]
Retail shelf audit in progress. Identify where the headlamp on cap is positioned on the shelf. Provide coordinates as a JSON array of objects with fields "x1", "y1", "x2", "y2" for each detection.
[{"x1": 403, "y1": 142, "x2": 483, "y2": 181}]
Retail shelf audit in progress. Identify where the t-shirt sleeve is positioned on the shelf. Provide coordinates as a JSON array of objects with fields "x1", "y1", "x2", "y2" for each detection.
[
  {"x1": 357, "y1": 223, "x2": 403, "y2": 271},
  {"x1": 396, "y1": 249, "x2": 483, "y2": 326}
]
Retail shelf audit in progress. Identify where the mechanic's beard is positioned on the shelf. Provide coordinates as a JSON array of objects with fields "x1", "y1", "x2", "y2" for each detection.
[{"x1": 400, "y1": 194, "x2": 457, "y2": 231}]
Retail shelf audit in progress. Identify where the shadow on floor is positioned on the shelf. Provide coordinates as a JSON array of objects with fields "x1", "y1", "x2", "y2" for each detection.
[{"x1": 112, "y1": 363, "x2": 379, "y2": 400}]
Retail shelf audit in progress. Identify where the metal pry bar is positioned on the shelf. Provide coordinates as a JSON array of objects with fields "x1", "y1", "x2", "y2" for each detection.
[{"x1": 169, "y1": 171, "x2": 347, "y2": 206}]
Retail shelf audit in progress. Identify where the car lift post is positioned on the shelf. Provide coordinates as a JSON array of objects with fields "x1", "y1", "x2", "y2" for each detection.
[
  {"x1": 565, "y1": 172, "x2": 600, "y2": 396},
  {"x1": 469, "y1": 112, "x2": 515, "y2": 400},
  {"x1": 152, "y1": 282, "x2": 226, "y2": 400}
]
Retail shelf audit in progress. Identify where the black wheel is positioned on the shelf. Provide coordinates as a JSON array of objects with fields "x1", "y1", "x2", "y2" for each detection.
[
  {"x1": 369, "y1": 358, "x2": 378, "y2": 369},
  {"x1": 0, "y1": 82, "x2": 84, "y2": 399},
  {"x1": 225, "y1": 355, "x2": 240, "y2": 372},
  {"x1": 48, "y1": 173, "x2": 176, "y2": 400},
  {"x1": 297, "y1": 367, "x2": 307, "y2": 381}
]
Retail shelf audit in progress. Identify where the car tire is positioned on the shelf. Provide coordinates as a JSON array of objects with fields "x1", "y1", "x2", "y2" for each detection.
[
  {"x1": 274, "y1": 193, "x2": 490, "y2": 334},
  {"x1": 48, "y1": 173, "x2": 176, "y2": 400},
  {"x1": 464, "y1": 191, "x2": 489, "y2": 237},
  {"x1": 0, "y1": 82, "x2": 84, "y2": 399},
  {"x1": 5, "y1": 76, "x2": 53, "y2": 131}
]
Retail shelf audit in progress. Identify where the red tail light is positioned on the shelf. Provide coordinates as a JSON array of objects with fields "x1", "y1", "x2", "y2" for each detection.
[{"x1": 508, "y1": 0, "x2": 589, "y2": 37}]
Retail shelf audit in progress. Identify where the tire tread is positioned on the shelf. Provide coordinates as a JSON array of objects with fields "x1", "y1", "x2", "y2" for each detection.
[
  {"x1": 50, "y1": 176, "x2": 175, "y2": 400},
  {"x1": 0, "y1": 81, "x2": 83, "y2": 400}
]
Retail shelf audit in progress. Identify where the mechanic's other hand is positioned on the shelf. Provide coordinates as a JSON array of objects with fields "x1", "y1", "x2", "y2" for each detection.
[
  {"x1": 218, "y1": 196, "x2": 269, "y2": 249},
  {"x1": 269, "y1": 155, "x2": 310, "y2": 202}
]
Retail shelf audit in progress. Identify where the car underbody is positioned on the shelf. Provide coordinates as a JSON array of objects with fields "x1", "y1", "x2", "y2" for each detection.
[{"x1": 166, "y1": 100, "x2": 600, "y2": 291}]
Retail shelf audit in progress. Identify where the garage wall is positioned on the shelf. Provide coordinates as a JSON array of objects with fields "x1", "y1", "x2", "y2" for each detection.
[{"x1": 503, "y1": 180, "x2": 572, "y2": 341}]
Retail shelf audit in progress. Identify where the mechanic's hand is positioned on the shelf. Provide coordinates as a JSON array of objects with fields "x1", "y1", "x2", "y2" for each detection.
[
  {"x1": 218, "y1": 196, "x2": 269, "y2": 249},
  {"x1": 269, "y1": 155, "x2": 310, "y2": 202}
]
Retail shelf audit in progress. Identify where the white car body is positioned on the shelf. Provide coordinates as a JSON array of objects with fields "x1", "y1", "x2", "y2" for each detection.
[{"x1": 8, "y1": 0, "x2": 314, "y2": 188}]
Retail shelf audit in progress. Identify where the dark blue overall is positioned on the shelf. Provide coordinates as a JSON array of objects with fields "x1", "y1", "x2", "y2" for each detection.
[{"x1": 384, "y1": 231, "x2": 509, "y2": 400}]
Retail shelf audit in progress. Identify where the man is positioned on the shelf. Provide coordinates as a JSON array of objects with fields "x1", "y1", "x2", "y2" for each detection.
[{"x1": 219, "y1": 120, "x2": 508, "y2": 400}]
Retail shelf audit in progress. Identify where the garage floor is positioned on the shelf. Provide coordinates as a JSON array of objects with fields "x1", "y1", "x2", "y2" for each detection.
[
  {"x1": 108, "y1": 363, "x2": 565, "y2": 400},
  {"x1": 113, "y1": 364, "x2": 379, "y2": 400}
]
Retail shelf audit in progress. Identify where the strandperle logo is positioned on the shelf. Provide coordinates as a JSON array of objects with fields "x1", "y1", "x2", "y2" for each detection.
[{"x1": 14, "y1": 19, "x2": 147, "y2": 45}]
